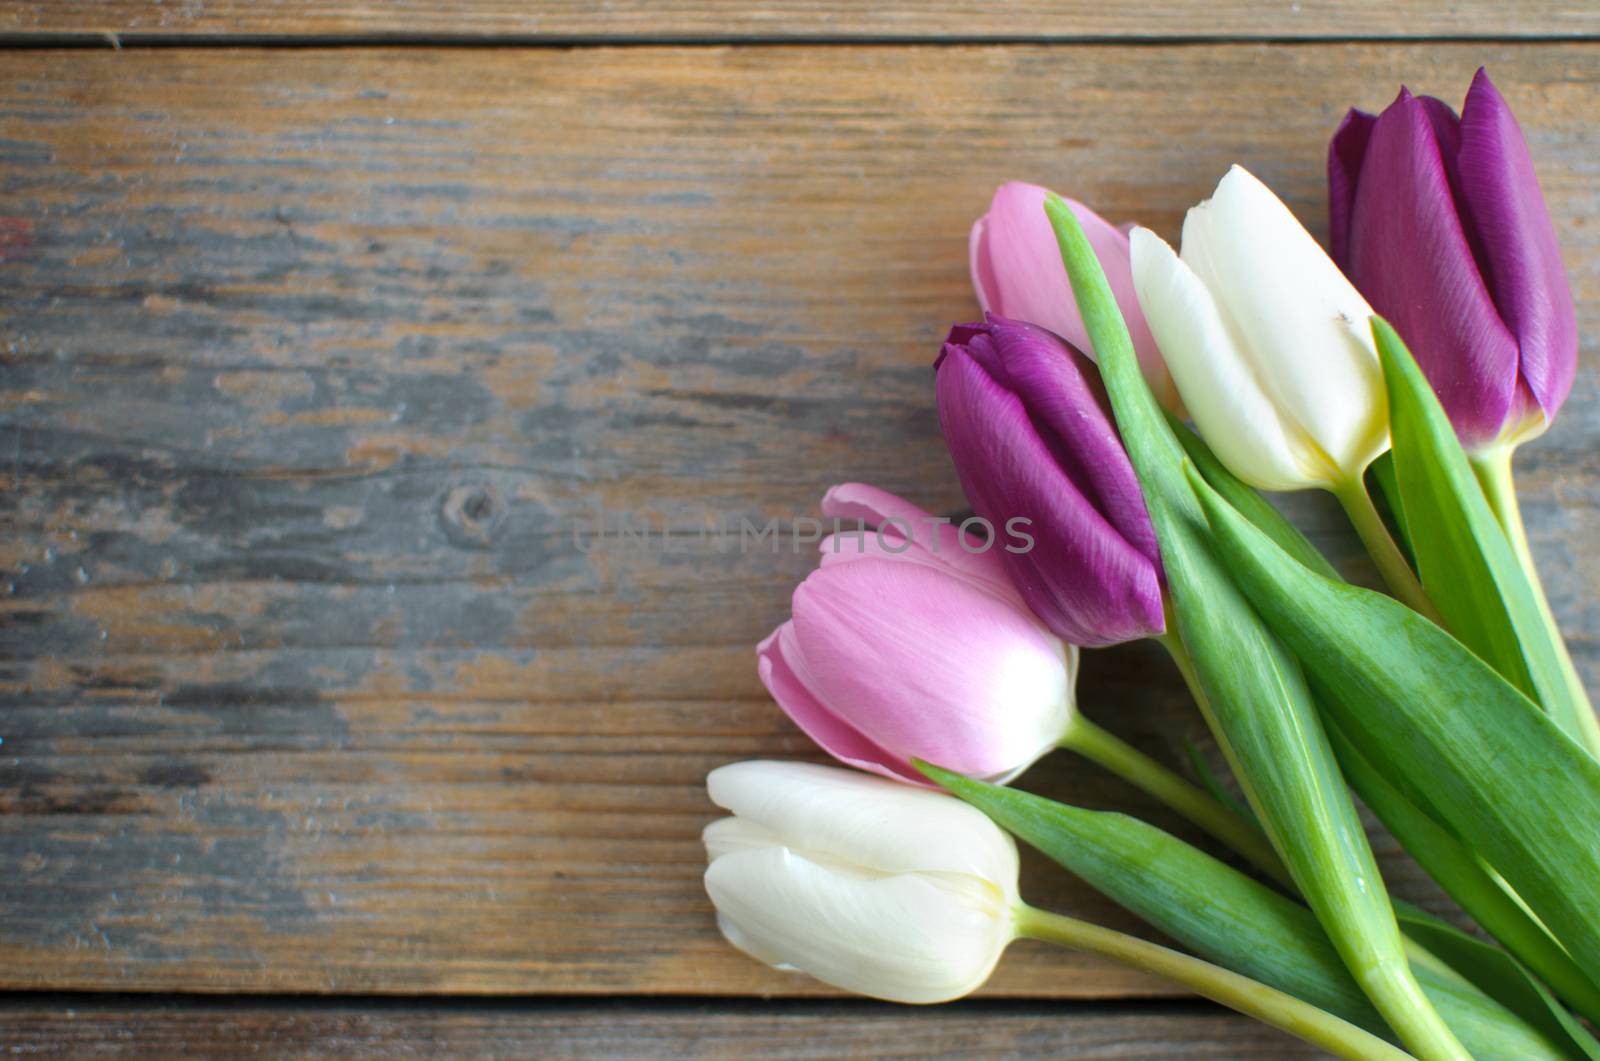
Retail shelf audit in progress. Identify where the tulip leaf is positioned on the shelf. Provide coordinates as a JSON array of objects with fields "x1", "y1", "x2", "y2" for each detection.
[
  {"x1": 1046, "y1": 196, "x2": 1460, "y2": 1058},
  {"x1": 1366, "y1": 452, "x2": 1414, "y2": 562},
  {"x1": 921, "y1": 764, "x2": 1583, "y2": 1060},
  {"x1": 1174, "y1": 399, "x2": 1600, "y2": 1017},
  {"x1": 1170, "y1": 373, "x2": 1600, "y2": 1020},
  {"x1": 1375, "y1": 318, "x2": 1587, "y2": 745},
  {"x1": 1393, "y1": 908, "x2": 1600, "y2": 1061},
  {"x1": 1168, "y1": 411, "x2": 1339, "y2": 580},
  {"x1": 1326, "y1": 714, "x2": 1600, "y2": 1025},
  {"x1": 1186, "y1": 465, "x2": 1600, "y2": 981},
  {"x1": 1182, "y1": 735, "x2": 1256, "y2": 827}
]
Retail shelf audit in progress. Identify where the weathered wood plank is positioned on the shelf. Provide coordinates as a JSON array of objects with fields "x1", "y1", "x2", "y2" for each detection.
[
  {"x1": 1, "y1": 1, "x2": 1597, "y2": 41},
  {"x1": 0, "y1": 998, "x2": 1324, "y2": 1058},
  {"x1": 0, "y1": 43, "x2": 1595, "y2": 996}
]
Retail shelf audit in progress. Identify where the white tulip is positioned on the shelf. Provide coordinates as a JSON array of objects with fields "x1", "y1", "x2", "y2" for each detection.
[
  {"x1": 702, "y1": 760, "x2": 1019, "y2": 1003},
  {"x1": 1130, "y1": 165, "x2": 1388, "y2": 492}
]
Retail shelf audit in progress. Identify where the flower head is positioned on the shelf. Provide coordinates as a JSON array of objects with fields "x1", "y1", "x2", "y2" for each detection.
[
  {"x1": 703, "y1": 760, "x2": 1020, "y2": 1003},
  {"x1": 1329, "y1": 68, "x2": 1577, "y2": 451}
]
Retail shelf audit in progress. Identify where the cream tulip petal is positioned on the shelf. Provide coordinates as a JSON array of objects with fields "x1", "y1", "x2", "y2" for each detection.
[
  {"x1": 1129, "y1": 227, "x2": 1318, "y2": 491},
  {"x1": 715, "y1": 911, "x2": 798, "y2": 971},
  {"x1": 702, "y1": 816, "x2": 782, "y2": 862},
  {"x1": 705, "y1": 761, "x2": 1020, "y2": 894},
  {"x1": 704, "y1": 846, "x2": 1014, "y2": 1004},
  {"x1": 1183, "y1": 166, "x2": 1388, "y2": 479}
]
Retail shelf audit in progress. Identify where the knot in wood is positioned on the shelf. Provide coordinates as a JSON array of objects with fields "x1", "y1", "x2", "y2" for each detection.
[{"x1": 440, "y1": 482, "x2": 507, "y2": 548}]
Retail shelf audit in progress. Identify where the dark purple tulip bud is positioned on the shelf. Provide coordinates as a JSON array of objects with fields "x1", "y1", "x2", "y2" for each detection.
[
  {"x1": 1329, "y1": 68, "x2": 1578, "y2": 453},
  {"x1": 935, "y1": 315, "x2": 1164, "y2": 647}
]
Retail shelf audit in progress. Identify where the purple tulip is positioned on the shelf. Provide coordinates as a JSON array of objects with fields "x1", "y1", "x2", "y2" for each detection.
[
  {"x1": 935, "y1": 315, "x2": 1164, "y2": 647},
  {"x1": 1329, "y1": 68, "x2": 1577, "y2": 452},
  {"x1": 759, "y1": 483, "x2": 1078, "y2": 786}
]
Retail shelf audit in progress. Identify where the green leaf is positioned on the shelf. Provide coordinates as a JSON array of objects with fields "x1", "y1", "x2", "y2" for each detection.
[
  {"x1": 1327, "y1": 716, "x2": 1600, "y2": 1025},
  {"x1": 1170, "y1": 397, "x2": 1600, "y2": 1020},
  {"x1": 1182, "y1": 735, "x2": 1257, "y2": 827},
  {"x1": 1187, "y1": 463, "x2": 1600, "y2": 981},
  {"x1": 1164, "y1": 375, "x2": 1600, "y2": 1020},
  {"x1": 1366, "y1": 452, "x2": 1414, "y2": 564},
  {"x1": 1047, "y1": 197, "x2": 1460, "y2": 1058},
  {"x1": 922, "y1": 764, "x2": 1582, "y2": 1060},
  {"x1": 1395, "y1": 909, "x2": 1600, "y2": 1061},
  {"x1": 1375, "y1": 318, "x2": 1586, "y2": 744},
  {"x1": 1168, "y1": 411, "x2": 1340, "y2": 580}
]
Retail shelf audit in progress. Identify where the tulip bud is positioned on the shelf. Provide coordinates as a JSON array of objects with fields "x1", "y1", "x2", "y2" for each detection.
[
  {"x1": 1130, "y1": 166, "x2": 1388, "y2": 493},
  {"x1": 935, "y1": 316, "x2": 1164, "y2": 647},
  {"x1": 759, "y1": 483, "x2": 1077, "y2": 785},
  {"x1": 703, "y1": 760, "x2": 1020, "y2": 1003},
  {"x1": 1328, "y1": 68, "x2": 1578, "y2": 453},
  {"x1": 970, "y1": 181, "x2": 1181, "y2": 410}
]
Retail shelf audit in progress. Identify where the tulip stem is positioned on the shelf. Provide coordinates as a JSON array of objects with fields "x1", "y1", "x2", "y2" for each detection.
[
  {"x1": 1058, "y1": 715, "x2": 1291, "y2": 890},
  {"x1": 1333, "y1": 476, "x2": 1443, "y2": 624},
  {"x1": 1471, "y1": 447, "x2": 1600, "y2": 760},
  {"x1": 1014, "y1": 905, "x2": 1410, "y2": 1061}
]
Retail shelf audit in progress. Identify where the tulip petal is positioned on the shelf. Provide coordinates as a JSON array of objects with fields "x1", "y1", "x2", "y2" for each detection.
[
  {"x1": 705, "y1": 845, "x2": 1013, "y2": 1003},
  {"x1": 978, "y1": 182, "x2": 1092, "y2": 350},
  {"x1": 1346, "y1": 89, "x2": 1520, "y2": 449},
  {"x1": 961, "y1": 317, "x2": 1161, "y2": 571},
  {"x1": 819, "y1": 481, "x2": 1017, "y2": 600},
  {"x1": 1328, "y1": 108, "x2": 1376, "y2": 268},
  {"x1": 705, "y1": 760, "x2": 1021, "y2": 886},
  {"x1": 756, "y1": 622, "x2": 921, "y2": 784},
  {"x1": 969, "y1": 214, "x2": 998, "y2": 315},
  {"x1": 1129, "y1": 226, "x2": 1318, "y2": 491},
  {"x1": 790, "y1": 560, "x2": 1072, "y2": 781},
  {"x1": 714, "y1": 910, "x2": 799, "y2": 971},
  {"x1": 936, "y1": 336, "x2": 1163, "y2": 645},
  {"x1": 973, "y1": 182, "x2": 1177, "y2": 408},
  {"x1": 816, "y1": 528, "x2": 1022, "y2": 613},
  {"x1": 702, "y1": 816, "x2": 781, "y2": 861},
  {"x1": 1181, "y1": 166, "x2": 1387, "y2": 482},
  {"x1": 1454, "y1": 68, "x2": 1578, "y2": 428}
]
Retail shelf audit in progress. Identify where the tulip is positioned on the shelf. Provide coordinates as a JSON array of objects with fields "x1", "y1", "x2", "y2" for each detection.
[
  {"x1": 759, "y1": 483, "x2": 1078, "y2": 785},
  {"x1": 970, "y1": 182, "x2": 1181, "y2": 410},
  {"x1": 703, "y1": 761, "x2": 1416, "y2": 1060},
  {"x1": 1330, "y1": 71, "x2": 1597, "y2": 759},
  {"x1": 1129, "y1": 167, "x2": 1436, "y2": 617},
  {"x1": 1328, "y1": 68, "x2": 1577, "y2": 455},
  {"x1": 1129, "y1": 166, "x2": 1387, "y2": 495},
  {"x1": 763, "y1": 484, "x2": 1285, "y2": 876},
  {"x1": 702, "y1": 760, "x2": 1020, "y2": 1003},
  {"x1": 935, "y1": 315, "x2": 1164, "y2": 647}
]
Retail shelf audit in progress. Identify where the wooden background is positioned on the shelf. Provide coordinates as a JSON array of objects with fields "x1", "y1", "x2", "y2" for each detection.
[{"x1": 1, "y1": 3, "x2": 1596, "y2": 1057}]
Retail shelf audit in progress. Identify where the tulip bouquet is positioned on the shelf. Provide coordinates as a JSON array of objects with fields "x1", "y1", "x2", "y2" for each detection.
[{"x1": 702, "y1": 70, "x2": 1600, "y2": 1060}]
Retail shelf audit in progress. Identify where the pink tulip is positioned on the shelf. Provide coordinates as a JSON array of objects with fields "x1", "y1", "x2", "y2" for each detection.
[
  {"x1": 759, "y1": 483, "x2": 1078, "y2": 785},
  {"x1": 970, "y1": 182, "x2": 1180, "y2": 410}
]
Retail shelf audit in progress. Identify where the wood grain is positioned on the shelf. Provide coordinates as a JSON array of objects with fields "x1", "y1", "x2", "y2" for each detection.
[
  {"x1": 1, "y1": 1, "x2": 1598, "y2": 41},
  {"x1": 1, "y1": 42, "x2": 1596, "y2": 997},
  {"x1": 0, "y1": 998, "x2": 1324, "y2": 1059}
]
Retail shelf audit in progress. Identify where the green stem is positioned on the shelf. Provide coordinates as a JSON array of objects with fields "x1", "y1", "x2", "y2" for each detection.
[
  {"x1": 1059, "y1": 714, "x2": 1291, "y2": 891},
  {"x1": 1014, "y1": 905, "x2": 1411, "y2": 1061},
  {"x1": 1333, "y1": 475, "x2": 1443, "y2": 624},
  {"x1": 1356, "y1": 959, "x2": 1472, "y2": 1061},
  {"x1": 1471, "y1": 446, "x2": 1600, "y2": 760}
]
